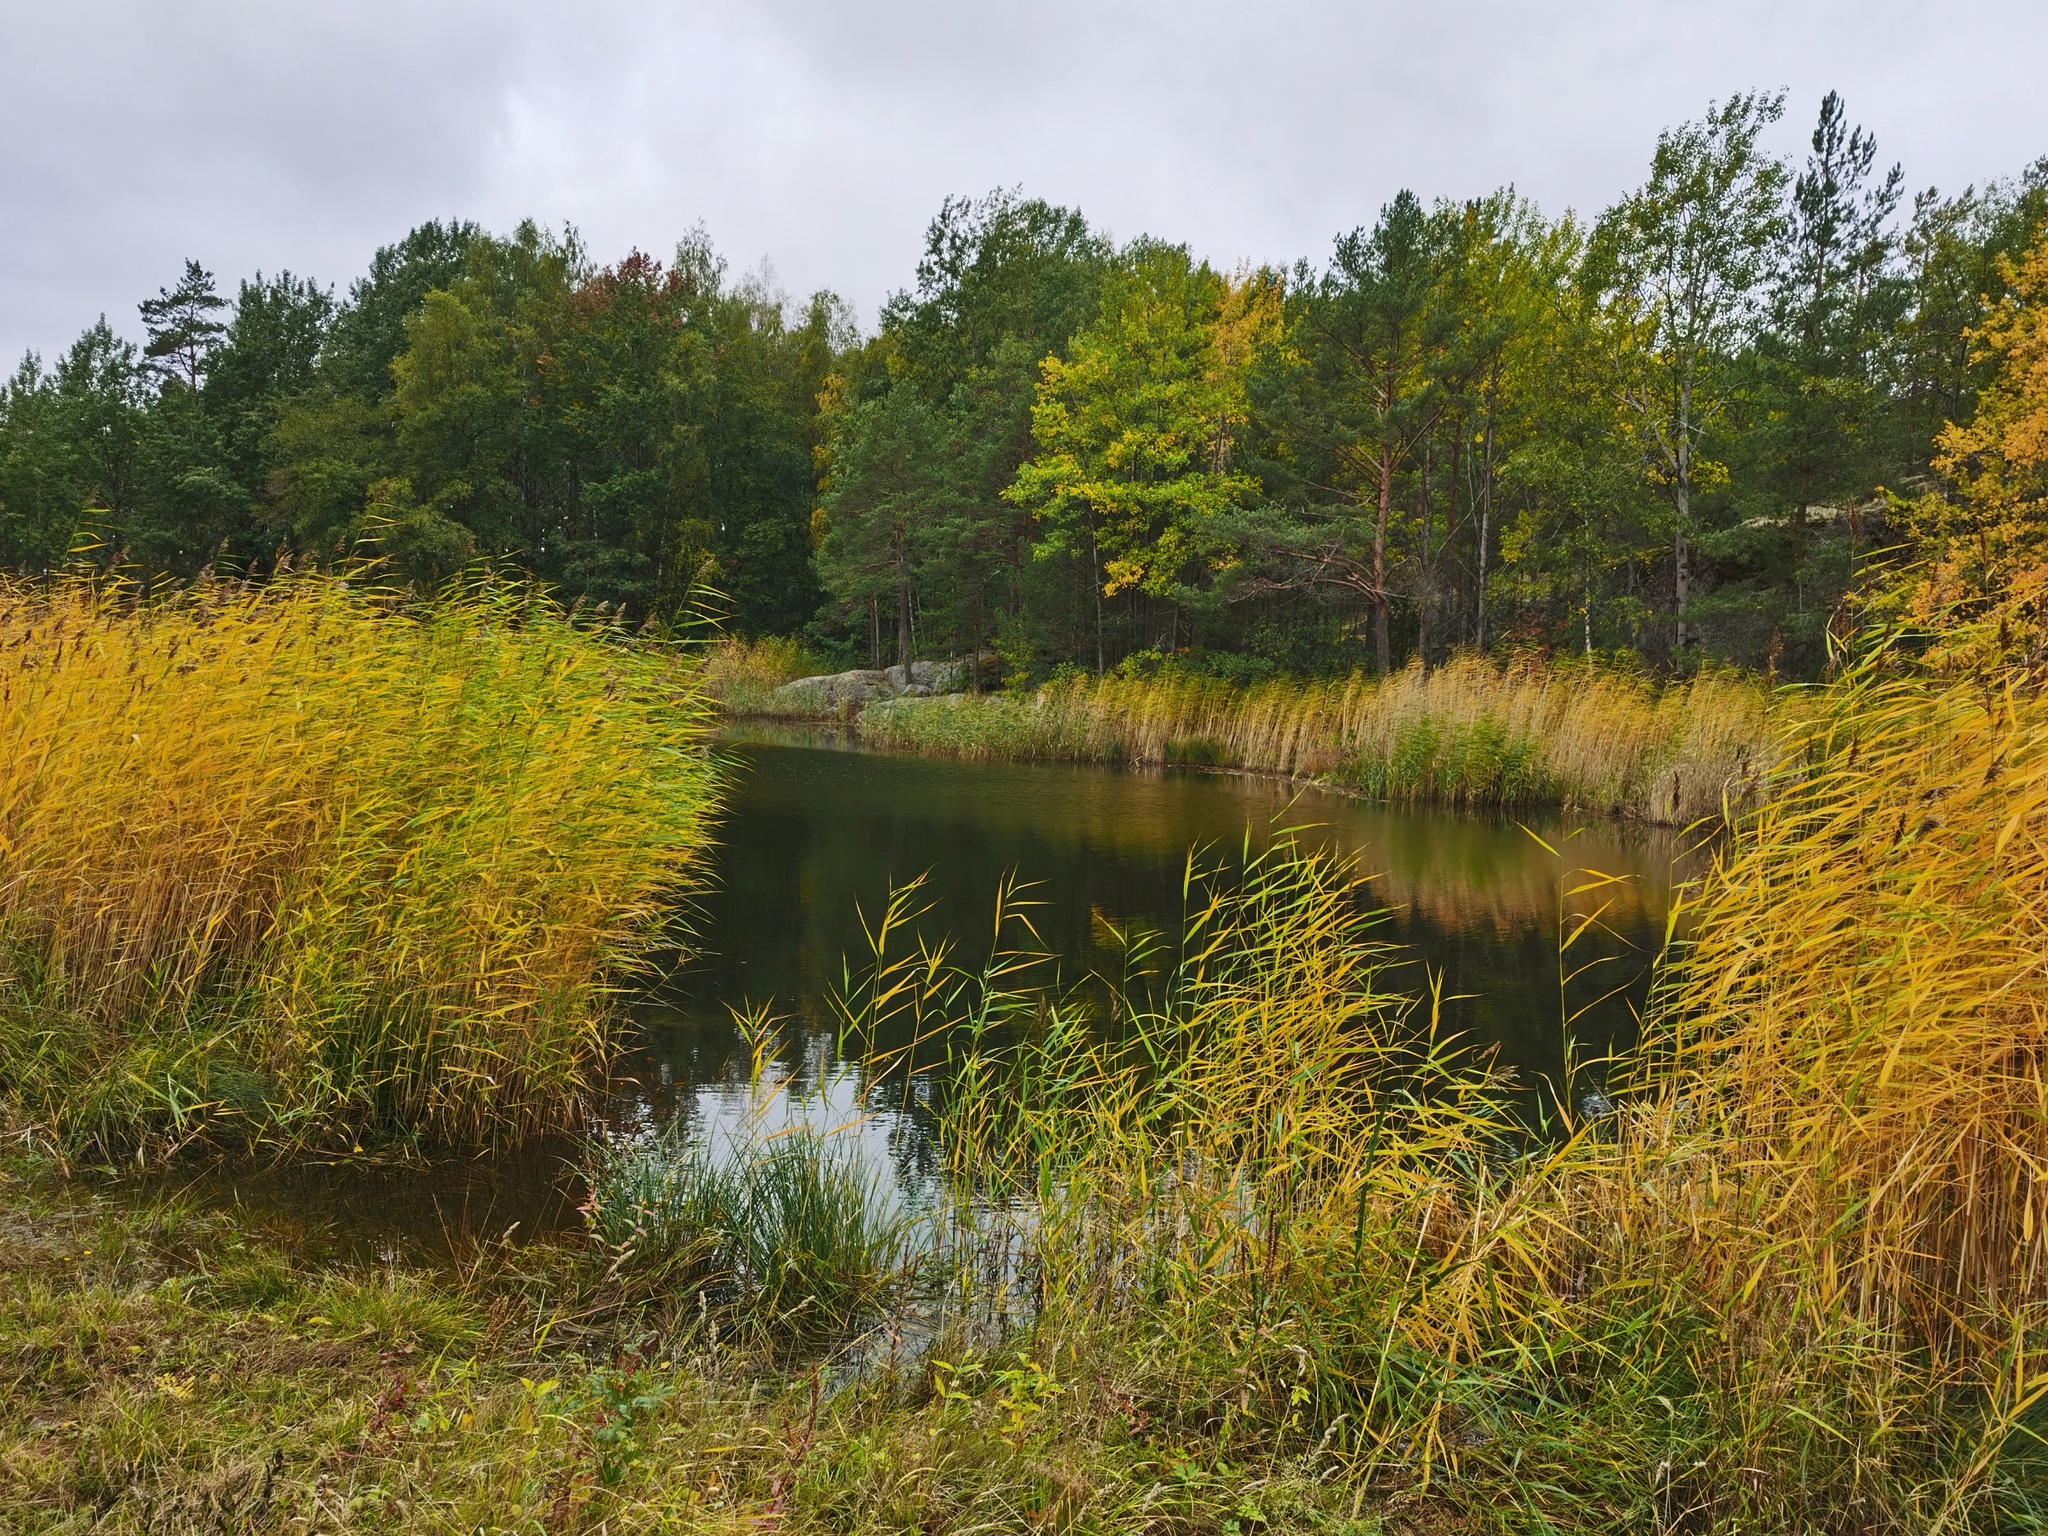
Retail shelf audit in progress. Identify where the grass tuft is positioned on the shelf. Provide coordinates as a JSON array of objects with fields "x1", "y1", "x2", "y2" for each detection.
[{"x1": 585, "y1": 1125, "x2": 908, "y2": 1334}]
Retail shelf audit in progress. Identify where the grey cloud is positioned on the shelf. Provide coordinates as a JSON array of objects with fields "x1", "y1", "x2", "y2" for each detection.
[{"x1": 3, "y1": 0, "x2": 2044, "y2": 365}]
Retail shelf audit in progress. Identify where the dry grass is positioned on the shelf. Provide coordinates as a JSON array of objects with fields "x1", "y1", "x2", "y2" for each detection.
[
  {"x1": 861, "y1": 654, "x2": 1773, "y2": 824},
  {"x1": 0, "y1": 571, "x2": 718, "y2": 1155}
]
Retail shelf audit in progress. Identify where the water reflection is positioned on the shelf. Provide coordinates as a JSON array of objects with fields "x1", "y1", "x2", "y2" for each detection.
[{"x1": 632, "y1": 732, "x2": 1698, "y2": 1117}]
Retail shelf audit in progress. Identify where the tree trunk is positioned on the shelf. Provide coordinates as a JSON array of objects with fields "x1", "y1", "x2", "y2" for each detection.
[
  {"x1": 1673, "y1": 482, "x2": 1691, "y2": 656},
  {"x1": 896, "y1": 575, "x2": 913, "y2": 669},
  {"x1": 1091, "y1": 519, "x2": 1105, "y2": 676},
  {"x1": 1792, "y1": 464, "x2": 1811, "y2": 615},
  {"x1": 868, "y1": 595, "x2": 880, "y2": 670},
  {"x1": 1373, "y1": 449, "x2": 1392, "y2": 677},
  {"x1": 1476, "y1": 395, "x2": 1496, "y2": 653},
  {"x1": 1418, "y1": 441, "x2": 1433, "y2": 677},
  {"x1": 1673, "y1": 374, "x2": 1694, "y2": 657},
  {"x1": 971, "y1": 584, "x2": 984, "y2": 695}
]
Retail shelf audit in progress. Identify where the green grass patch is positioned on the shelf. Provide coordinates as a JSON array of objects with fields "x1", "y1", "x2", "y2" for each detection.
[{"x1": 585, "y1": 1126, "x2": 909, "y2": 1333}]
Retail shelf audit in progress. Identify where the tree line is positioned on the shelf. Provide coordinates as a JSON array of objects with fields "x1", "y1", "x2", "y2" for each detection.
[
  {"x1": 0, "y1": 224, "x2": 836, "y2": 635},
  {"x1": 3, "y1": 91, "x2": 2043, "y2": 680}
]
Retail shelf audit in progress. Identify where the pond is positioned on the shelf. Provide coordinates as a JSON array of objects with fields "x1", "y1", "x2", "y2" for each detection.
[
  {"x1": 629, "y1": 728, "x2": 1691, "y2": 1142},
  {"x1": 198, "y1": 730, "x2": 1699, "y2": 1258}
]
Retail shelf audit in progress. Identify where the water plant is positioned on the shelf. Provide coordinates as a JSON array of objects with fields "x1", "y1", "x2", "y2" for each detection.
[
  {"x1": 584, "y1": 1124, "x2": 908, "y2": 1333},
  {"x1": 0, "y1": 569, "x2": 718, "y2": 1156}
]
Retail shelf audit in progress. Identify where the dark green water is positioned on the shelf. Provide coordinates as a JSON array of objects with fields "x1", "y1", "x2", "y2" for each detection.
[
  {"x1": 629, "y1": 730, "x2": 1691, "y2": 1122},
  {"x1": 192, "y1": 732, "x2": 1695, "y2": 1256}
]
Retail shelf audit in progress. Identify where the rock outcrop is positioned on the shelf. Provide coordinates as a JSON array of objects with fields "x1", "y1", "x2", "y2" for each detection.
[
  {"x1": 767, "y1": 669, "x2": 896, "y2": 712},
  {"x1": 766, "y1": 655, "x2": 996, "y2": 714}
]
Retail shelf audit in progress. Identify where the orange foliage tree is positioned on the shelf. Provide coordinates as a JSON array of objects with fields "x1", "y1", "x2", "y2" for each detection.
[{"x1": 1893, "y1": 227, "x2": 2048, "y2": 667}]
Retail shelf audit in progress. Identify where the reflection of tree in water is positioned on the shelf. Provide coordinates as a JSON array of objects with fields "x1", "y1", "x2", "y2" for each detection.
[
  {"x1": 634, "y1": 739, "x2": 1687, "y2": 1118},
  {"x1": 1362, "y1": 816, "x2": 1696, "y2": 938}
]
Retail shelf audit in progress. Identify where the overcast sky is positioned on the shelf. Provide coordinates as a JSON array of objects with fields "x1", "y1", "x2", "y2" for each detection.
[{"x1": 4, "y1": 0, "x2": 2045, "y2": 368}]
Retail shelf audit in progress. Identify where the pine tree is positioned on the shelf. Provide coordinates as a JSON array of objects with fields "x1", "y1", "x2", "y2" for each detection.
[{"x1": 138, "y1": 260, "x2": 228, "y2": 391}]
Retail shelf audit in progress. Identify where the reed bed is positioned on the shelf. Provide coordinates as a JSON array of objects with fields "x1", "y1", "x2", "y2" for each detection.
[
  {"x1": 829, "y1": 659, "x2": 2047, "y2": 1528},
  {"x1": 0, "y1": 571, "x2": 717, "y2": 1155},
  {"x1": 859, "y1": 654, "x2": 1772, "y2": 823},
  {"x1": 7, "y1": 656, "x2": 2046, "y2": 1530}
]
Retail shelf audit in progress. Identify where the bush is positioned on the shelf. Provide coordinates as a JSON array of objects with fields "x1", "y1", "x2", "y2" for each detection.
[{"x1": 699, "y1": 635, "x2": 819, "y2": 712}]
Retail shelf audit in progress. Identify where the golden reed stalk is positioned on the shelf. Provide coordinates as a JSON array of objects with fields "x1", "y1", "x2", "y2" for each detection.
[{"x1": 0, "y1": 571, "x2": 717, "y2": 1155}]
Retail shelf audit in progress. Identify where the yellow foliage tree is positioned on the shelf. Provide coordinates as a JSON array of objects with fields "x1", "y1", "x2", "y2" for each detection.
[{"x1": 1893, "y1": 227, "x2": 2048, "y2": 668}]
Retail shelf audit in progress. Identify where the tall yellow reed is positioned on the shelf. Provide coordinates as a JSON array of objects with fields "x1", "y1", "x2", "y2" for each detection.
[
  {"x1": 0, "y1": 571, "x2": 717, "y2": 1153},
  {"x1": 859, "y1": 655, "x2": 1773, "y2": 824}
]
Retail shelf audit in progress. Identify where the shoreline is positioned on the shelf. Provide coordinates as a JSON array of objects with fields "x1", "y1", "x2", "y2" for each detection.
[{"x1": 711, "y1": 655, "x2": 1775, "y2": 829}]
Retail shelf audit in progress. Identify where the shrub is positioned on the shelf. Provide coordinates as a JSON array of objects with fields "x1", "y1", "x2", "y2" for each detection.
[{"x1": 699, "y1": 635, "x2": 819, "y2": 713}]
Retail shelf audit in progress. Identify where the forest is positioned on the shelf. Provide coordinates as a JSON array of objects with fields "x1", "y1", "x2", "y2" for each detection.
[{"x1": 4, "y1": 89, "x2": 2042, "y2": 683}]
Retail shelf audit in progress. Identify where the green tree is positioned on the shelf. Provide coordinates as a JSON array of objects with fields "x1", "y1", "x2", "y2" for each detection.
[
  {"x1": 204, "y1": 271, "x2": 334, "y2": 560},
  {"x1": 1007, "y1": 241, "x2": 1266, "y2": 672},
  {"x1": 1588, "y1": 92, "x2": 1789, "y2": 658},
  {"x1": 138, "y1": 260, "x2": 228, "y2": 392},
  {"x1": 264, "y1": 221, "x2": 479, "y2": 565},
  {"x1": 1707, "y1": 93, "x2": 1903, "y2": 670},
  {"x1": 696, "y1": 274, "x2": 840, "y2": 635},
  {"x1": 322, "y1": 221, "x2": 481, "y2": 402},
  {"x1": 1493, "y1": 250, "x2": 1656, "y2": 657},
  {"x1": 0, "y1": 322, "x2": 149, "y2": 571},
  {"x1": 0, "y1": 325, "x2": 150, "y2": 570},
  {"x1": 287, "y1": 221, "x2": 839, "y2": 625},
  {"x1": 1250, "y1": 192, "x2": 1449, "y2": 675},
  {"x1": 816, "y1": 381, "x2": 950, "y2": 666},
  {"x1": 1893, "y1": 160, "x2": 2048, "y2": 475},
  {"x1": 820, "y1": 192, "x2": 1107, "y2": 672}
]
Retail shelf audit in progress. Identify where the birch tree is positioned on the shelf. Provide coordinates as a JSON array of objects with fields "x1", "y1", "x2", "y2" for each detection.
[{"x1": 1589, "y1": 92, "x2": 1787, "y2": 656}]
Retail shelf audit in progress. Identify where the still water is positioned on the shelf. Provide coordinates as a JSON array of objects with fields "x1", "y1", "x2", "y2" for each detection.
[
  {"x1": 623, "y1": 731, "x2": 1693, "y2": 1161},
  {"x1": 203, "y1": 731, "x2": 1696, "y2": 1256}
]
